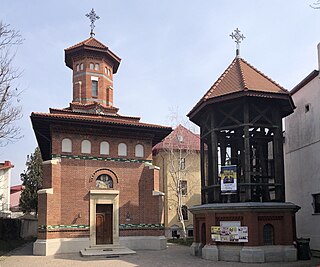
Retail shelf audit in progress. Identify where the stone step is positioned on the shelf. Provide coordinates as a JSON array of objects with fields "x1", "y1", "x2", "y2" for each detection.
[{"x1": 80, "y1": 246, "x2": 136, "y2": 257}]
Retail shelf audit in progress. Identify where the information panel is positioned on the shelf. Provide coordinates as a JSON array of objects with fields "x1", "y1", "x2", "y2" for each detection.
[{"x1": 211, "y1": 226, "x2": 248, "y2": 243}]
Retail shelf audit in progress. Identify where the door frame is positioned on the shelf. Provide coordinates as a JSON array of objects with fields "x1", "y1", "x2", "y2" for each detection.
[{"x1": 90, "y1": 190, "x2": 119, "y2": 246}]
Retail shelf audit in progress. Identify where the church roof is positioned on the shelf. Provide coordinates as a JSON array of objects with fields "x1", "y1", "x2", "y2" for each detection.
[
  {"x1": 31, "y1": 109, "x2": 172, "y2": 160},
  {"x1": 65, "y1": 37, "x2": 121, "y2": 73},
  {"x1": 188, "y1": 57, "x2": 293, "y2": 119},
  {"x1": 153, "y1": 124, "x2": 200, "y2": 153}
]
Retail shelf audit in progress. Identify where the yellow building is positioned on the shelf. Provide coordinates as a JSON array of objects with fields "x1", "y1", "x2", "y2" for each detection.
[{"x1": 153, "y1": 125, "x2": 201, "y2": 238}]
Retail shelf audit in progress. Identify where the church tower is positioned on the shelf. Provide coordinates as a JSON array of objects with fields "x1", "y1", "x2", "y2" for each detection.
[{"x1": 65, "y1": 37, "x2": 121, "y2": 113}]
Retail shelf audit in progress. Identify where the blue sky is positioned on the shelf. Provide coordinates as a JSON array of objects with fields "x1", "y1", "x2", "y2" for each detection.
[{"x1": 1, "y1": 0, "x2": 320, "y2": 185}]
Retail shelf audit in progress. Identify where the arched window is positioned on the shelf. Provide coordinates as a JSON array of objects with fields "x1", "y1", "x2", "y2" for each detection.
[
  {"x1": 80, "y1": 63, "x2": 84, "y2": 70},
  {"x1": 89, "y1": 63, "x2": 94, "y2": 70},
  {"x1": 96, "y1": 174, "x2": 113, "y2": 189},
  {"x1": 62, "y1": 138, "x2": 72, "y2": 153},
  {"x1": 81, "y1": 140, "x2": 91, "y2": 154},
  {"x1": 263, "y1": 224, "x2": 274, "y2": 245},
  {"x1": 135, "y1": 144, "x2": 144, "y2": 157},
  {"x1": 100, "y1": 141, "x2": 110, "y2": 155},
  {"x1": 95, "y1": 63, "x2": 99, "y2": 71},
  {"x1": 118, "y1": 143, "x2": 127, "y2": 156},
  {"x1": 107, "y1": 68, "x2": 111, "y2": 76},
  {"x1": 76, "y1": 64, "x2": 79, "y2": 71}
]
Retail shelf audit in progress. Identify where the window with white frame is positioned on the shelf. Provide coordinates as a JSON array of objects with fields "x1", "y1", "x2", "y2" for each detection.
[
  {"x1": 80, "y1": 63, "x2": 84, "y2": 70},
  {"x1": 181, "y1": 205, "x2": 188, "y2": 220},
  {"x1": 89, "y1": 63, "x2": 94, "y2": 70},
  {"x1": 95, "y1": 63, "x2": 99, "y2": 71},
  {"x1": 62, "y1": 138, "x2": 72, "y2": 153},
  {"x1": 118, "y1": 143, "x2": 127, "y2": 156},
  {"x1": 179, "y1": 180, "x2": 187, "y2": 196},
  {"x1": 135, "y1": 144, "x2": 144, "y2": 157},
  {"x1": 81, "y1": 140, "x2": 91, "y2": 154},
  {"x1": 100, "y1": 141, "x2": 110, "y2": 155},
  {"x1": 92, "y1": 80, "x2": 98, "y2": 97}
]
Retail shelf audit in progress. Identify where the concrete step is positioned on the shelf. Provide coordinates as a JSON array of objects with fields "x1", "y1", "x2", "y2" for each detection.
[{"x1": 80, "y1": 246, "x2": 136, "y2": 257}]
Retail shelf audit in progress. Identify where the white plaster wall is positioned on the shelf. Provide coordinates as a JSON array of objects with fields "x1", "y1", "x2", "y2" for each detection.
[
  {"x1": 0, "y1": 168, "x2": 11, "y2": 214},
  {"x1": 285, "y1": 73, "x2": 320, "y2": 250}
]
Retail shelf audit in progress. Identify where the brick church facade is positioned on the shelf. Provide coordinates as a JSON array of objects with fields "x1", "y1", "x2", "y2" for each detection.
[{"x1": 31, "y1": 37, "x2": 171, "y2": 255}]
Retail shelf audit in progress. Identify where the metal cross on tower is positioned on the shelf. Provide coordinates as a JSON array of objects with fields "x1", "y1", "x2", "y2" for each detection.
[
  {"x1": 86, "y1": 8, "x2": 100, "y2": 37},
  {"x1": 230, "y1": 28, "x2": 245, "y2": 57}
]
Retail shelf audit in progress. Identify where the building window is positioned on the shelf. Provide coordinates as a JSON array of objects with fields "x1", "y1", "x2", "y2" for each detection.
[
  {"x1": 181, "y1": 205, "x2": 188, "y2": 220},
  {"x1": 188, "y1": 229, "x2": 194, "y2": 237},
  {"x1": 90, "y1": 63, "x2": 94, "y2": 70},
  {"x1": 76, "y1": 64, "x2": 79, "y2": 71},
  {"x1": 100, "y1": 141, "x2": 110, "y2": 155},
  {"x1": 263, "y1": 224, "x2": 274, "y2": 245},
  {"x1": 95, "y1": 63, "x2": 99, "y2": 71},
  {"x1": 179, "y1": 158, "x2": 186, "y2": 170},
  {"x1": 107, "y1": 68, "x2": 111, "y2": 76},
  {"x1": 179, "y1": 180, "x2": 187, "y2": 196},
  {"x1": 92, "y1": 80, "x2": 98, "y2": 97},
  {"x1": 96, "y1": 174, "x2": 113, "y2": 189},
  {"x1": 61, "y1": 138, "x2": 72, "y2": 153},
  {"x1": 305, "y1": 104, "x2": 310, "y2": 113},
  {"x1": 313, "y1": 193, "x2": 320, "y2": 213},
  {"x1": 177, "y1": 134, "x2": 184, "y2": 143},
  {"x1": 172, "y1": 230, "x2": 179, "y2": 238},
  {"x1": 135, "y1": 144, "x2": 144, "y2": 157},
  {"x1": 118, "y1": 143, "x2": 127, "y2": 156},
  {"x1": 81, "y1": 140, "x2": 91, "y2": 154},
  {"x1": 80, "y1": 63, "x2": 84, "y2": 70}
]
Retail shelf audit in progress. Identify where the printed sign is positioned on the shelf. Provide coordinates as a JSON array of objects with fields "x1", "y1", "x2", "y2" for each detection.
[
  {"x1": 211, "y1": 225, "x2": 248, "y2": 243},
  {"x1": 220, "y1": 165, "x2": 237, "y2": 194}
]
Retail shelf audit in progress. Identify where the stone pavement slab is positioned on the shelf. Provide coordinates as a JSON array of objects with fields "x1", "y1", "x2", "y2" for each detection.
[{"x1": 1, "y1": 242, "x2": 320, "y2": 267}]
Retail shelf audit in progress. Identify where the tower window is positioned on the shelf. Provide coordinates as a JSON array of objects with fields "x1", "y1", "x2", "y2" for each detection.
[
  {"x1": 62, "y1": 138, "x2": 72, "y2": 153},
  {"x1": 90, "y1": 63, "x2": 94, "y2": 70},
  {"x1": 76, "y1": 64, "x2": 79, "y2": 71},
  {"x1": 80, "y1": 63, "x2": 84, "y2": 70},
  {"x1": 135, "y1": 144, "x2": 144, "y2": 157},
  {"x1": 107, "y1": 68, "x2": 111, "y2": 76},
  {"x1": 95, "y1": 63, "x2": 100, "y2": 71},
  {"x1": 92, "y1": 80, "x2": 98, "y2": 97}
]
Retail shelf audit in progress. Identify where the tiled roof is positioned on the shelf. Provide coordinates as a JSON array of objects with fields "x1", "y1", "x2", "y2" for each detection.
[
  {"x1": 189, "y1": 57, "x2": 290, "y2": 117},
  {"x1": 153, "y1": 124, "x2": 200, "y2": 152},
  {"x1": 65, "y1": 37, "x2": 108, "y2": 51},
  {"x1": 31, "y1": 111, "x2": 170, "y2": 130},
  {"x1": 205, "y1": 57, "x2": 287, "y2": 99}
]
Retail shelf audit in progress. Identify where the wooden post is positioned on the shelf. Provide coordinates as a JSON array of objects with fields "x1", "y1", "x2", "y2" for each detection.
[
  {"x1": 243, "y1": 103, "x2": 251, "y2": 201},
  {"x1": 210, "y1": 112, "x2": 219, "y2": 202},
  {"x1": 200, "y1": 128, "x2": 206, "y2": 204}
]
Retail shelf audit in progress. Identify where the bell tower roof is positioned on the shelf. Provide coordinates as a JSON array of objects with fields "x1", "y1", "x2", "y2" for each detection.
[{"x1": 64, "y1": 37, "x2": 121, "y2": 73}]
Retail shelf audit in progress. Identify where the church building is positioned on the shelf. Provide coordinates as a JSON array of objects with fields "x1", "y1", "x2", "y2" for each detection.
[{"x1": 31, "y1": 29, "x2": 171, "y2": 255}]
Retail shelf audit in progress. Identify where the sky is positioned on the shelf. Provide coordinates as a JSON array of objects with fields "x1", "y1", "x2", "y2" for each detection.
[{"x1": 1, "y1": 0, "x2": 320, "y2": 185}]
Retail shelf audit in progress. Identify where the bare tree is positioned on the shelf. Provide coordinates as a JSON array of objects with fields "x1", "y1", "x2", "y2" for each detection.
[
  {"x1": 310, "y1": 0, "x2": 320, "y2": 9},
  {"x1": 0, "y1": 21, "x2": 23, "y2": 146},
  {"x1": 159, "y1": 109, "x2": 200, "y2": 240}
]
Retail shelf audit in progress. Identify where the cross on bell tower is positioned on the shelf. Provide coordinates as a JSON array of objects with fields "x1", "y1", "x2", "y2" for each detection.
[
  {"x1": 230, "y1": 28, "x2": 245, "y2": 57},
  {"x1": 86, "y1": 8, "x2": 100, "y2": 37}
]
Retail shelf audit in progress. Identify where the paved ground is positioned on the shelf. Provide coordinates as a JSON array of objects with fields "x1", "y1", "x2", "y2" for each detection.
[{"x1": 1, "y1": 242, "x2": 320, "y2": 267}]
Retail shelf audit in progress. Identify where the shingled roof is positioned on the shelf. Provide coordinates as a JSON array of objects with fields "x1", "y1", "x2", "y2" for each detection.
[
  {"x1": 188, "y1": 57, "x2": 293, "y2": 119},
  {"x1": 153, "y1": 124, "x2": 200, "y2": 154}
]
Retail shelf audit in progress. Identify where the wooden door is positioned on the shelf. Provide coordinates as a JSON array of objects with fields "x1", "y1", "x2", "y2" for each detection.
[{"x1": 96, "y1": 204, "x2": 113, "y2": 244}]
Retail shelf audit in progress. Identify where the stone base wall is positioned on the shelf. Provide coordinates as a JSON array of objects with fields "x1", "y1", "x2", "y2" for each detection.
[
  {"x1": 119, "y1": 236, "x2": 166, "y2": 250},
  {"x1": 33, "y1": 237, "x2": 90, "y2": 256},
  {"x1": 191, "y1": 243, "x2": 297, "y2": 263}
]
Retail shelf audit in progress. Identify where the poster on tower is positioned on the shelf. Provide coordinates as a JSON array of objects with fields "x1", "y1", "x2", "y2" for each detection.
[{"x1": 220, "y1": 165, "x2": 237, "y2": 194}]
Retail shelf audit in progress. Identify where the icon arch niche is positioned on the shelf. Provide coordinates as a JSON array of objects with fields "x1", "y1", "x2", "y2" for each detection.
[{"x1": 89, "y1": 168, "x2": 119, "y2": 246}]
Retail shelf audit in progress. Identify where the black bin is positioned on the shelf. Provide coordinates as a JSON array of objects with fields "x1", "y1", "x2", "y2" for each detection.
[{"x1": 296, "y1": 238, "x2": 311, "y2": 260}]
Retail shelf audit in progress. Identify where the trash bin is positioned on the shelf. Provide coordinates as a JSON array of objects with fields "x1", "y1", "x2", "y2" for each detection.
[{"x1": 296, "y1": 238, "x2": 311, "y2": 260}]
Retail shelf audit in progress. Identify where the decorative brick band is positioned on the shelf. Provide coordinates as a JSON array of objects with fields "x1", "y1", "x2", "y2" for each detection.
[
  {"x1": 38, "y1": 223, "x2": 164, "y2": 231},
  {"x1": 38, "y1": 224, "x2": 89, "y2": 231},
  {"x1": 119, "y1": 223, "x2": 165, "y2": 229},
  {"x1": 52, "y1": 154, "x2": 152, "y2": 164}
]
